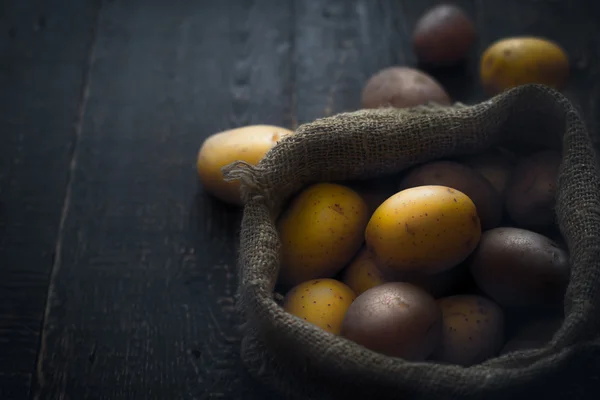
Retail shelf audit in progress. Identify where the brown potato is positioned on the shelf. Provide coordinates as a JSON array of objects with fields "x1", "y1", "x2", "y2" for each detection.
[
  {"x1": 461, "y1": 150, "x2": 515, "y2": 198},
  {"x1": 400, "y1": 161, "x2": 502, "y2": 230},
  {"x1": 413, "y1": 5, "x2": 475, "y2": 66},
  {"x1": 431, "y1": 295, "x2": 504, "y2": 366},
  {"x1": 341, "y1": 282, "x2": 442, "y2": 360},
  {"x1": 505, "y1": 150, "x2": 561, "y2": 229},
  {"x1": 469, "y1": 227, "x2": 570, "y2": 308},
  {"x1": 361, "y1": 67, "x2": 451, "y2": 109},
  {"x1": 501, "y1": 317, "x2": 562, "y2": 354}
]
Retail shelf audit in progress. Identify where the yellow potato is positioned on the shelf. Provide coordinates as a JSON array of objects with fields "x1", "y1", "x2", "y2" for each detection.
[
  {"x1": 341, "y1": 247, "x2": 386, "y2": 296},
  {"x1": 278, "y1": 183, "x2": 370, "y2": 286},
  {"x1": 283, "y1": 279, "x2": 356, "y2": 335},
  {"x1": 365, "y1": 185, "x2": 481, "y2": 275},
  {"x1": 197, "y1": 125, "x2": 293, "y2": 205},
  {"x1": 431, "y1": 295, "x2": 504, "y2": 366},
  {"x1": 480, "y1": 37, "x2": 569, "y2": 95}
]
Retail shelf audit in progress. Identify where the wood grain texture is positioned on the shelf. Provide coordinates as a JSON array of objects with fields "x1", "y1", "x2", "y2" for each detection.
[
  {"x1": 0, "y1": 1, "x2": 99, "y2": 399},
  {"x1": 0, "y1": 0, "x2": 598, "y2": 399},
  {"x1": 33, "y1": 1, "x2": 291, "y2": 399}
]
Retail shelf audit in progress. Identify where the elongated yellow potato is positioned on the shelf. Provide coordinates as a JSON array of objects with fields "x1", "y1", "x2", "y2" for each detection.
[
  {"x1": 365, "y1": 185, "x2": 481, "y2": 275},
  {"x1": 278, "y1": 183, "x2": 370, "y2": 286}
]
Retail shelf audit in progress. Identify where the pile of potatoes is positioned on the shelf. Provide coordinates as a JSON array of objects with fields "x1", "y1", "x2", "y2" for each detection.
[
  {"x1": 194, "y1": 5, "x2": 573, "y2": 367},
  {"x1": 276, "y1": 147, "x2": 569, "y2": 365}
]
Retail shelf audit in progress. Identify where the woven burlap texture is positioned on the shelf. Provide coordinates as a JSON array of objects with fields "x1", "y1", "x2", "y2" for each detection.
[{"x1": 223, "y1": 84, "x2": 600, "y2": 400}]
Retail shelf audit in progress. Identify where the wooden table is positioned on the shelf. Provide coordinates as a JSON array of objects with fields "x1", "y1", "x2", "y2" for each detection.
[{"x1": 1, "y1": 1, "x2": 598, "y2": 399}]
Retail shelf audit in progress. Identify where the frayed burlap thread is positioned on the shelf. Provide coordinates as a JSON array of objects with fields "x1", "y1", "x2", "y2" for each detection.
[{"x1": 223, "y1": 85, "x2": 600, "y2": 400}]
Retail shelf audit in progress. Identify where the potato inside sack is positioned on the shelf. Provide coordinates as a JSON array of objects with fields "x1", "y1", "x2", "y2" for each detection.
[
  {"x1": 283, "y1": 279, "x2": 356, "y2": 335},
  {"x1": 431, "y1": 295, "x2": 504, "y2": 366},
  {"x1": 468, "y1": 227, "x2": 570, "y2": 308},
  {"x1": 197, "y1": 125, "x2": 293, "y2": 205},
  {"x1": 341, "y1": 282, "x2": 442, "y2": 361},
  {"x1": 341, "y1": 247, "x2": 386, "y2": 296},
  {"x1": 400, "y1": 161, "x2": 502, "y2": 230},
  {"x1": 277, "y1": 183, "x2": 370, "y2": 286},
  {"x1": 365, "y1": 185, "x2": 481, "y2": 276}
]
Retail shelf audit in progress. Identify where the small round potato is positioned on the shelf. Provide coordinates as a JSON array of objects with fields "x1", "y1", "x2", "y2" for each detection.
[
  {"x1": 431, "y1": 295, "x2": 504, "y2": 366},
  {"x1": 413, "y1": 4, "x2": 475, "y2": 66},
  {"x1": 341, "y1": 247, "x2": 386, "y2": 296},
  {"x1": 469, "y1": 227, "x2": 570, "y2": 308},
  {"x1": 341, "y1": 282, "x2": 442, "y2": 360},
  {"x1": 197, "y1": 125, "x2": 293, "y2": 205},
  {"x1": 361, "y1": 67, "x2": 451, "y2": 109},
  {"x1": 283, "y1": 279, "x2": 356, "y2": 335},
  {"x1": 365, "y1": 185, "x2": 481, "y2": 275},
  {"x1": 278, "y1": 183, "x2": 370, "y2": 286},
  {"x1": 480, "y1": 37, "x2": 569, "y2": 95},
  {"x1": 400, "y1": 161, "x2": 503, "y2": 230},
  {"x1": 505, "y1": 150, "x2": 561, "y2": 229}
]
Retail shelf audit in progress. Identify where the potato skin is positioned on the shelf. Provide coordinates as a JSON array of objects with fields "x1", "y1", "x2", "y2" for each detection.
[
  {"x1": 480, "y1": 37, "x2": 569, "y2": 95},
  {"x1": 505, "y1": 150, "x2": 561, "y2": 229},
  {"x1": 341, "y1": 282, "x2": 442, "y2": 360},
  {"x1": 462, "y1": 151, "x2": 515, "y2": 198},
  {"x1": 469, "y1": 227, "x2": 570, "y2": 308},
  {"x1": 431, "y1": 295, "x2": 504, "y2": 366},
  {"x1": 197, "y1": 125, "x2": 293, "y2": 205},
  {"x1": 413, "y1": 4, "x2": 475, "y2": 66},
  {"x1": 361, "y1": 67, "x2": 451, "y2": 109},
  {"x1": 341, "y1": 247, "x2": 386, "y2": 296},
  {"x1": 283, "y1": 279, "x2": 356, "y2": 335},
  {"x1": 365, "y1": 185, "x2": 481, "y2": 275},
  {"x1": 278, "y1": 183, "x2": 370, "y2": 286},
  {"x1": 400, "y1": 161, "x2": 502, "y2": 230}
]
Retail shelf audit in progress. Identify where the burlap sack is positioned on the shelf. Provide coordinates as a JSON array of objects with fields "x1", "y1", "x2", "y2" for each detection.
[{"x1": 223, "y1": 84, "x2": 600, "y2": 400}]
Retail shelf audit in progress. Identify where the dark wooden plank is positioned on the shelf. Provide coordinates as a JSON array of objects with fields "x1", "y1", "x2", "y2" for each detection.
[
  {"x1": 34, "y1": 1, "x2": 292, "y2": 399},
  {"x1": 399, "y1": 0, "x2": 600, "y2": 140},
  {"x1": 0, "y1": 1, "x2": 100, "y2": 399},
  {"x1": 473, "y1": 0, "x2": 600, "y2": 143},
  {"x1": 292, "y1": 0, "x2": 417, "y2": 125}
]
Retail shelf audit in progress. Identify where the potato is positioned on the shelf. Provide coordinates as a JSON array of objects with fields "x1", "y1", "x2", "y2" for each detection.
[
  {"x1": 365, "y1": 185, "x2": 481, "y2": 275},
  {"x1": 283, "y1": 279, "x2": 356, "y2": 335},
  {"x1": 431, "y1": 295, "x2": 504, "y2": 366},
  {"x1": 400, "y1": 161, "x2": 502, "y2": 230},
  {"x1": 278, "y1": 183, "x2": 370, "y2": 286},
  {"x1": 461, "y1": 150, "x2": 515, "y2": 198},
  {"x1": 413, "y1": 4, "x2": 475, "y2": 66},
  {"x1": 501, "y1": 317, "x2": 562, "y2": 354},
  {"x1": 341, "y1": 247, "x2": 386, "y2": 296},
  {"x1": 197, "y1": 125, "x2": 293, "y2": 205},
  {"x1": 341, "y1": 282, "x2": 442, "y2": 360},
  {"x1": 469, "y1": 227, "x2": 570, "y2": 308},
  {"x1": 361, "y1": 67, "x2": 451, "y2": 109},
  {"x1": 505, "y1": 150, "x2": 561, "y2": 229},
  {"x1": 480, "y1": 37, "x2": 569, "y2": 95}
]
